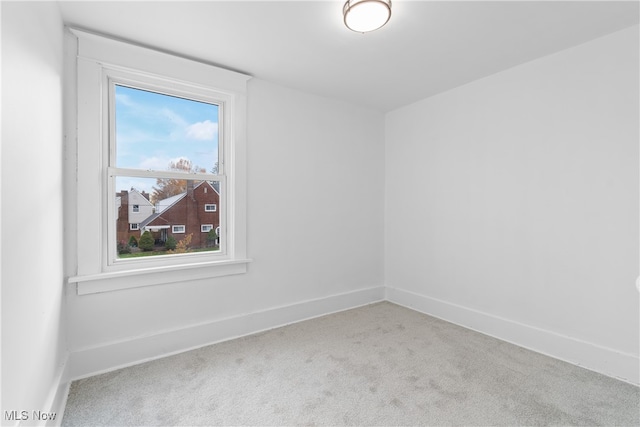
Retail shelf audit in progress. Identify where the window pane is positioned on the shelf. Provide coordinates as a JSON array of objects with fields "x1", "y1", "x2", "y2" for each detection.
[
  {"x1": 115, "y1": 176, "x2": 221, "y2": 258},
  {"x1": 114, "y1": 85, "x2": 220, "y2": 174}
]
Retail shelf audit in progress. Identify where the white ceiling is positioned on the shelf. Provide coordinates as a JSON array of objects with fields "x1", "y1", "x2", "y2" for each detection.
[{"x1": 58, "y1": 1, "x2": 639, "y2": 112}]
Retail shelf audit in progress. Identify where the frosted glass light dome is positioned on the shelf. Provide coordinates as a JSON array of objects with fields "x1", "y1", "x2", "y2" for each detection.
[{"x1": 343, "y1": 0, "x2": 392, "y2": 33}]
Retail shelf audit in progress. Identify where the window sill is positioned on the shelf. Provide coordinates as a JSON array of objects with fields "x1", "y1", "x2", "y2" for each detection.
[{"x1": 68, "y1": 258, "x2": 252, "y2": 295}]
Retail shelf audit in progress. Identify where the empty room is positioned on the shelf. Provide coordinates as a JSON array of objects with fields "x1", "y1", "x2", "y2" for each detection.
[{"x1": 1, "y1": 1, "x2": 639, "y2": 425}]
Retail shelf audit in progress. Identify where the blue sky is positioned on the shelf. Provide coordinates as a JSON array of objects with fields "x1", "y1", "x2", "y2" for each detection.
[{"x1": 115, "y1": 85, "x2": 219, "y2": 194}]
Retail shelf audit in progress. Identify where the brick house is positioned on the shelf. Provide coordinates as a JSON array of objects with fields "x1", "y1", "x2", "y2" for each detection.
[
  {"x1": 140, "y1": 181, "x2": 220, "y2": 249},
  {"x1": 115, "y1": 188, "x2": 154, "y2": 244}
]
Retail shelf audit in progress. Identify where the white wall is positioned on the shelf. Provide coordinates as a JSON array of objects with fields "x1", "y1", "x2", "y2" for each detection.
[
  {"x1": 385, "y1": 26, "x2": 639, "y2": 384},
  {"x1": 65, "y1": 78, "x2": 386, "y2": 377},
  {"x1": 128, "y1": 190, "x2": 154, "y2": 225},
  {"x1": 1, "y1": 1, "x2": 68, "y2": 423}
]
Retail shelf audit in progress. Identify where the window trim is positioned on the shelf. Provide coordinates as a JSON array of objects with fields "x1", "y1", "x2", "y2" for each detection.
[
  {"x1": 204, "y1": 204, "x2": 217, "y2": 212},
  {"x1": 132, "y1": 204, "x2": 139, "y2": 213},
  {"x1": 66, "y1": 28, "x2": 251, "y2": 295},
  {"x1": 201, "y1": 224, "x2": 213, "y2": 233},
  {"x1": 104, "y1": 72, "x2": 229, "y2": 267},
  {"x1": 172, "y1": 225, "x2": 186, "y2": 234},
  {"x1": 130, "y1": 223, "x2": 139, "y2": 231}
]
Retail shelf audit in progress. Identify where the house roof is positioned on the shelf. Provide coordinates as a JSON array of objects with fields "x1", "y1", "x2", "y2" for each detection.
[
  {"x1": 196, "y1": 180, "x2": 220, "y2": 195},
  {"x1": 155, "y1": 193, "x2": 185, "y2": 214},
  {"x1": 139, "y1": 211, "x2": 163, "y2": 229},
  {"x1": 140, "y1": 181, "x2": 219, "y2": 229},
  {"x1": 140, "y1": 193, "x2": 185, "y2": 228}
]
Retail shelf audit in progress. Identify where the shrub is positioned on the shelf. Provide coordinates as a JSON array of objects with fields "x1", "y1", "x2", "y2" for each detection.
[
  {"x1": 117, "y1": 241, "x2": 131, "y2": 255},
  {"x1": 128, "y1": 235, "x2": 138, "y2": 248},
  {"x1": 138, "y1": 231, "x2": 155, "y2": 251},
  {"x1": 206, "y1": 229, "x2": 218, "y2": 247},
  {"x1": 167, "y1": 233, "x2": 192, "y2": 254},
  {"x1": 165, "y1": 235, "x2": 177, "y2": 251}
]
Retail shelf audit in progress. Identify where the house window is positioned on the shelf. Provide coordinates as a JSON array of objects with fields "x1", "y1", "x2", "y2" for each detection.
[
  {"x1": 201, "y1": 224, "x2": 213, "y2": 232},
  {"x1": 110, "y1": 83, "x2": 223, "y2": 261},
  {"x1": 205, "y1": 204, "x2": 217, "y2": 212},
  {"x1": 68, "y1": 29, "x2": 251, "y2": 295},
  {"x1": 130, "y1": 223, "x2": 139, "y2": 231}
]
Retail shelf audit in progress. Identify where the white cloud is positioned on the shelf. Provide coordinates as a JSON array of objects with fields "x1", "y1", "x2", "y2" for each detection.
[
  {"x1": 138, "y1": 156, "x2": 196, "y2": 172},
  {"x1": 138, "y1": 156, "x2": 171, "y2": 171},
  {"x1": 186, "y1": 120, "x2": 218, "y2": 141},
  {"x1": 115, "y1": 93, "x2": 135, "y2": 108},
  {"x1": 161, "y1": 108, "x2": 188, "y2": 127}
]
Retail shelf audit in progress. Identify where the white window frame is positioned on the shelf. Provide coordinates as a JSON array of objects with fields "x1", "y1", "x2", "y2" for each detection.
[
  {"x1": 132, "y1": 204, "x2": 139, "y2": 213},
  {"x1": 130, "y1": 223, "x2": 139, "y2": 231},
  {"x1": 204, "y1": 204, "x2": 217, "y2": 212},
  {"x1": 201, "y1": 224, "x2": 213, "y2": 233},
  {"x1": 172, "y1": 225, "x2": 186, "y2": 234},
  {"x1": 66, "y1": 29, "x2": 251, "y2": 295},
  {"x1": 105, "y1": 74, "x2": 227, "y2": 258}
]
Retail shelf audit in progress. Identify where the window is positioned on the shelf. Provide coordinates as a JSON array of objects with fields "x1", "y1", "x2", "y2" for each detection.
[
  {"x1": 201, "y1": 224, "x2": 213, "y2": 232},
  {"x1": 111, "y1": 84, "x2": 222, "y2": 260},
  {"x1": 67, "y1": 29, "x2": 251, "y2": 295}
]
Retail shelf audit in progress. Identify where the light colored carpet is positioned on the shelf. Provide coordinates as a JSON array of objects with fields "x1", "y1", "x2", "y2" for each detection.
[{"x1": 63, "y1": 302, "x2": 639, "y2": 426}]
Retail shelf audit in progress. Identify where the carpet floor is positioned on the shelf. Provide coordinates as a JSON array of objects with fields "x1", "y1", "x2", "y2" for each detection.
[{"x1": 63, "y1": 302, "x2": 639, "y2": 426}]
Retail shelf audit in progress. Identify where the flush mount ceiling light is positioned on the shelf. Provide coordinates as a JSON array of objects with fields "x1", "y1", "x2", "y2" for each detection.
[{"x1": 343, "y1": 0, "x2": 392, "y2": 33}]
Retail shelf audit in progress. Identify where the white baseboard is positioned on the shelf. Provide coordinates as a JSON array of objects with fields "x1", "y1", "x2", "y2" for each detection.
[
  {"x1": 386, "y1": 286, "x2": 640, "y2": 386},
  {"x1": 68, "y1": 286, "x2": 385, "y2": 380},
  {"x1": 65, "y1": 285, "x2": 638, "y2": 388},
  {"x1": 47, "y1": 362, "x2": 70, "y2": 427},
  {"x1": 15, "y1": 356, "x2": 70, "y2": 427}
]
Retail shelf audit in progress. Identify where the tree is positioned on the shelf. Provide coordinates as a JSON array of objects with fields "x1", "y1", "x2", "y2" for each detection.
[
  {"x1": 138, "y1": 231, "x2": 155, "y2": 251},
  {"x1": 206, "y1": 228, "x2": 218, "y2": 247},
  {"x1": 151, "y1": 158, "x2": 205, "y2": 204},
  {"x1": 128, "y1": 235, "x2": 138, "y2": 248},
  {"x1": 165, "y1": 235, "x2": 177, "y2": 251},
  {"x1": 167, "y1": 233, "x2": 192, "y2": 254}
]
